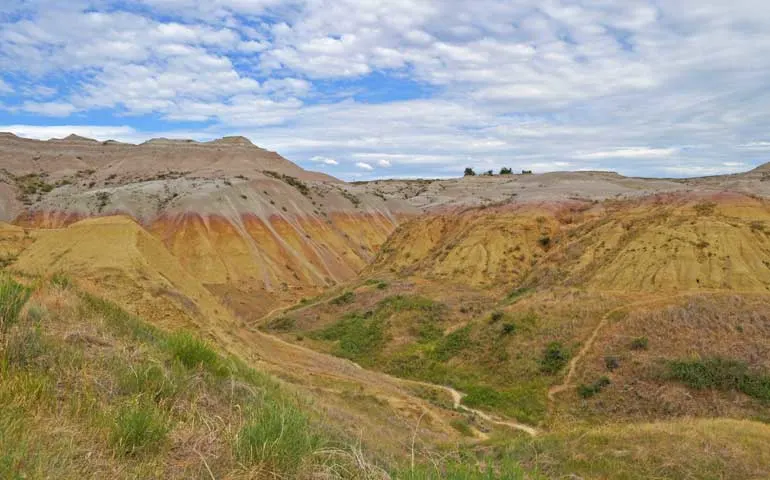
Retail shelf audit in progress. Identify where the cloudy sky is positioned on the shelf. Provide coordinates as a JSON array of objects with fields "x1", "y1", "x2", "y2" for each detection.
[{"x1": 1, "y1": 0, "x2": 770, "y2": 180}]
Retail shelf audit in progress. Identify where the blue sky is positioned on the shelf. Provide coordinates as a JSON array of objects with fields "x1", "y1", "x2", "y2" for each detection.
[{"x1": 1, "y1": 0, "x2": 770, "y2": 180}]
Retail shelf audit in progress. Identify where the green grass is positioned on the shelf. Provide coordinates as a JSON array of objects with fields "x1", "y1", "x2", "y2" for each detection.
[
  {"x1": 110, "y1": 401, "x2": 170, "y2": 456},
  {"x1": 0, "y1": 277, "x2": 31, "y2": 333},
  {"x1": 234, "y1": 399, "x2": 323, "y2": 473},
  {"x1": 314, "y1": 312, "x2": 386, "y2": 362},
  {"x1": 432, "y1": 325, "x2": 473, "y2": 362},
  {"x1": 666, "y1": 357, "x2": 770, "y2": 402},
  {"x1": 165, "y1": 331, "x2": 225, "y2": 375},
  {"x1": 461, "y1": 382, "x2": 547, "y2": 425}
]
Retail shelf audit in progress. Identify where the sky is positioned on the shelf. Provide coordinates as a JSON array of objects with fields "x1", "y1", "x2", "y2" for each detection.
[{"x1": 1, "y1": 1, "x2": 770, "y2": 180}]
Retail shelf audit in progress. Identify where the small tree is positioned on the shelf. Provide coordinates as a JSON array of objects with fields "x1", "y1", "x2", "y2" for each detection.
[
  {"x1": 500, "y1": 167, "x2": 513, "y2": 175},
  {"x1": 463, "y1": 167, "x2": 476, "y2": 177},
  {"x1": 521, "y1": 169, "x2": 533, "y2": 175},
  {"x1": 484, "y1": 170, "x2": 494, "y2": 176}
]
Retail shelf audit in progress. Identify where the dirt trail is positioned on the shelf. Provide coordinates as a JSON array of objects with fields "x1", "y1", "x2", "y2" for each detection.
[
  {"x1": 256, "y1": 301, "x2": 539, "y2": 438},
  {"x1": 547, "y1": 290, "x2": 731, "y2": 401}
]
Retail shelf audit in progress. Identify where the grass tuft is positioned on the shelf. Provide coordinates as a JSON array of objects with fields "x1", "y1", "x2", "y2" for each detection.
[
  {"x1": 109, "y1": 401, "x2": 170, "y2": 457},
  {"x1": 165, "y1": 331, "x2": 224, "y2": 375},
  {"x1": 234, "y1": 399, "x2": 322, "y2": 474}
]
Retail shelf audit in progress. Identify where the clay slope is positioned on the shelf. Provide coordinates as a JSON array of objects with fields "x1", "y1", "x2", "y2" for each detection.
[
  {"x1": 0, "y1": 133, "x2": 415, "y2": 314},
  {"x1": 371, "y1": 193, "x2": 770, "y2": 293}
]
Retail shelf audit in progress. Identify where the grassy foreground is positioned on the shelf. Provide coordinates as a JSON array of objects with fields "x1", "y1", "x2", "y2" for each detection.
[{"x1": 0, "y1": 275, "x2": 535, "y2": 479}]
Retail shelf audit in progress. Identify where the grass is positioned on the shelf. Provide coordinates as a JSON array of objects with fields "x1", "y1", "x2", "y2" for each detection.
[
  {"x1": 0, "y1": 276, "x2": 31, "y2": 333},
  {"x1": 234, "y1": 399, "x2": 323, "y2": 473},
  {"x1": 505, "y1": 418, "x2": 770, "y2": 480},
  {"x1": 314, "y1": 311, "x2": 386, "y2": 362},
  {"x1": 431, "y1": 325, "x2": 473, "y2": 362},
  {"x1": 110, "y1": 401, "x2": 170, "y2": 456},
  {"x1": 165, "y1": 330, "x2": 226, "y2": 376},
  {"x1": 666, "y1": 357, "x2": 770, "y2": 402}
]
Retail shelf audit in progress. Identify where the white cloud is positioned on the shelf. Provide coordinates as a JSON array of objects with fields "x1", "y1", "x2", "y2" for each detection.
[
  {"x1": 0, "y1": 0, "x2": 770, "y2": 179},
  {"x1": 355, "y1": 161, "x2": 374, "y2": 170},
  {"x1": 738, "y1": 142, "x2": 770, "y2": 151},
  {"x1": 21, "y1": 101, "x2": 77, "y2": 117},
  {"x1": 574, "y1": 147, "x2": 680, "y2": 160},
  {"x1": 311, "y1": 155, "x2": 339, "y2": 165},
  {"x1": 0, "y1": 125, "x2": 140, "y2": 142}
]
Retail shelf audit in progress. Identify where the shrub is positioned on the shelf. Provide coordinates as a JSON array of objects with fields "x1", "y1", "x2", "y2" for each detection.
[
  {"x1": 330, "y1": 291, "x2": 355, "y2": 306},
  {"x1": 604, "y1": 356, "x2": 620, "y2": 371},
  {"x1": 267, "y1": 316, "x2": 296, "y2": 331},
  {"x1": 234, "y1": 400, "x2": 322, "y2": 473},
  {"x1": 540, "y1": 342, "x2": 569, "y2": 374},
  {"x1": 501, "y1": 322, "x2": 517, "y2": 335},
  {"x1": 490, "y1": 311, "x2": 504, "y2": 323},
  {"x1": 499, "y1": 167, "x2": 513, "y2": 175},
  {"x1": 666, "y1": 357, "x2": 770, "y2": 401},
  {"x1": 630, "y1": 337, "x2": 649, "y2": 350},
  {"x1": 538, "y1": 236, "x2": 551, "y2": 248},
  {"x1": 578, "y1": 377, "x2": 611, "y2": 399},
  {"x1": 463, "y1": 167, "x2": 476, "y2": 177},
  {"x1": 165, "y1": 331, "x2": 223, "y2": 375},
  {"x1": 110, "y1": 402, "x2": 169, "y2": 456}
]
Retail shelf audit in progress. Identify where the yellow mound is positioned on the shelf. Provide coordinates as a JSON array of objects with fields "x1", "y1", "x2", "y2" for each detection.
[
  {"x1": 371, "y1": 205, "x2": 570, "y2": 289},
  {"x1": 375, "y1": 196, "x2": 770, "y2": 293},
  {"x1": 13, "y1": 216, "x2": 235, "y2": 331},
  {"x1": 551, "y1": 196, "x2": 770, "y2": 292}
]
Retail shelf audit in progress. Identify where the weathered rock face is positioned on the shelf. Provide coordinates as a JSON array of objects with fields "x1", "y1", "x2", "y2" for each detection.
[{"x1": 0, "y1": 133, "x2": 415, "y2": 314}]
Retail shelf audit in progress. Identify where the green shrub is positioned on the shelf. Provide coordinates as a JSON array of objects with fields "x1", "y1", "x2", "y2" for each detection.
[
  {"x1": 110, "y1": 402, "x2": 169, "y2": 456},
  {"x1": 504, "y1": 287, "x2": 531, "y2": 305},
  {"x1": 330, "y1": 291, "x2": 355, "y2": 306},
  {"x1": 0, "y1": 277, "x2": 31, "y2": 333},
  {"x1": 539, "y1": 342, "x2": 569, "y2": 374},
  {"x1": 604, "y1": 356, "x2": 620, "y2": 371},
  {"x1": 666, "y1": 357, "x2": 770, "y2": 401},
  {"x1": 234, "y1": 400, "x2": 322, "y2": 473},
  {"x1": 501, "y1": 322, "x2": 517, "y2": 335},
  {"x1": 267, "y1": 316, "x2": 296, "y2": 331},
  {"x1": 630, "y1": 337, "x2": 649, "y2": 350},
  {"x1": 490, "y1": 311, "x2": 504, "y2": 323},
  {"x1": 165, "y1": 331, "x2": 224, "y2": 375},
  {"x1": 577, "y1": 377, "x2": 611, "y2": 399}
]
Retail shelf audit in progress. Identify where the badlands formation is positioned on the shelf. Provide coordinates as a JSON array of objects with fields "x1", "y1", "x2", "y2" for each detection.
[{"x1": 2, "y1": 132, "x2": 770, "y2": 478}]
